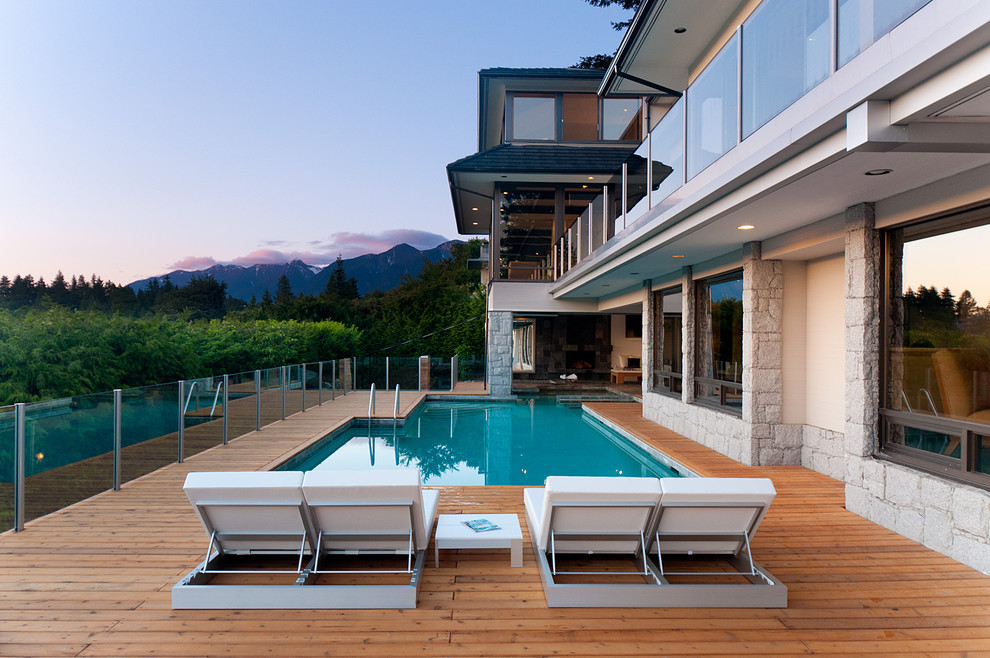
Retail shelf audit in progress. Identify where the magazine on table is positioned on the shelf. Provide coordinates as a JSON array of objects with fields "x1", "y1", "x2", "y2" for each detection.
[{"x1": 463, "y1": 518, "x2": 500, "y2": 532}]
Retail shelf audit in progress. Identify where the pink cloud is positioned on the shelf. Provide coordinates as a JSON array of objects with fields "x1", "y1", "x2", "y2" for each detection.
[
  {"x1": 166, "y1": 230, "x2": 454, "y2": 274},
  {"x1": 167, "y1": 256, "x2": 218, "y2": 271}
]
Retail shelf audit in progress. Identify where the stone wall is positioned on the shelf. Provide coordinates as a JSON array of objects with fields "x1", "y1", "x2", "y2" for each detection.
[
  {"x1": 486, "y1": 311, "x2": 513, "y2": 396},
  {"x1": 801, "y1": 425, "x2": 845, "y2": 479}
]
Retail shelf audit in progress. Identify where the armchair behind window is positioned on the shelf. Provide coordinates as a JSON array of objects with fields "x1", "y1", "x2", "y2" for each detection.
[{"x1": 931, "y1": 348, "x2": 990, "y2": 424}]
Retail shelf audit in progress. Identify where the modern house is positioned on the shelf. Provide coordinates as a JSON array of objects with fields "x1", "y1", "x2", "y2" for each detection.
[{"x1": 447, "y1": 0, "x2": 990, "y2": 574}]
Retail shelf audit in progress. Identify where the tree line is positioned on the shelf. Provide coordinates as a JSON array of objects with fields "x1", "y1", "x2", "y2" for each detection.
[{"x1": 0, "y1": 241, "x2": 485, "y2": 405}]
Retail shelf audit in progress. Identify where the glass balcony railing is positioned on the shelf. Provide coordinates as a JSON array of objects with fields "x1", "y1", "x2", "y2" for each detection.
[
  {"x1": 547, "y1": 0, "x2": 931, "y2": 283},
  {"x1": 0, "y1": 354, "x2": 473, "y2": 532}
]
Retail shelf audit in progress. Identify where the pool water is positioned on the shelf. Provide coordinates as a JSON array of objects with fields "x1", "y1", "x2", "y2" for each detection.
[{"x1": 278, "y1": 397, "x2": 681, "y2": 485}]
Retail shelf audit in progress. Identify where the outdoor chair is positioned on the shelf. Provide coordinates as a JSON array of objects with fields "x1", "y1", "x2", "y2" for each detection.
[
  {"x1": 300, "y1": 468, "x2": 439, "y2": 578},
  {"x1": 523, "y1": 475, "x2": 665, "y2": 607},
  {"x1": 651, "y1": 477, "x2": 785, "y2": 606},
  {"x1": 181, "y1": 470, "x2": 316, "y2": 576}
]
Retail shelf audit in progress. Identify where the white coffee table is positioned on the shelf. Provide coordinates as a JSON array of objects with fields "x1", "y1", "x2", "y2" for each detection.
[{"x1": 434, "y1": 513, "x2": 523, "y2": 567}]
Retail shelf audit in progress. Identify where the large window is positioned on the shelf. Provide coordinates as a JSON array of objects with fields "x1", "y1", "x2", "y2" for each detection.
[
  {"x1": 687, "y1": 35, "x2": 738, "y2": 179},
  {"x1": 742, "y1": 0, "x2": 829, "y2": 137},
  {"x1": 883, "y1": 214, "x2": 990, "y2": 486},
  {"x1": 653, "y1": 287, "x2": 683, "y2": 396},
  {"x1": 499, "y1": 185, "x2": 555, "y2": 280},
  {"x1": 838, "y1": 0, "x2": 931, "y2": 67},
  {"x1": 506, "y1": 93, "x2": 641, "y2": 143},
  {"x1": 695, "y1": 272, "x2": 743, "y2": 411}
]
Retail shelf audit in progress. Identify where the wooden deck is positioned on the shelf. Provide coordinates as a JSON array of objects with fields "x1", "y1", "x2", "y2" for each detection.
[{"x1": 1, "y1": 395, "x2": 989, "y2": 655}]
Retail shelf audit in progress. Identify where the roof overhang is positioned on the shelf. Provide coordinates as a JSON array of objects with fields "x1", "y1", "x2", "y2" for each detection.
[
  {"x1": 447, "y1": 143, "x2": 636, "y2": 235},
  {"x1": 599, "y1": 0, "x2": 751, "y2": 97}
]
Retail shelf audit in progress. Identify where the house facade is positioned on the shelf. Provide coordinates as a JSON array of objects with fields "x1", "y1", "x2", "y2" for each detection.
[{"x1": 448, "y1": 0, "x2": 990, "y2": 574}]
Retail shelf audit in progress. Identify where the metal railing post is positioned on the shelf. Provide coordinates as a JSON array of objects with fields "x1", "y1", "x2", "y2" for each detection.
[
  {"x1": 222, "y1": 374, "x2": 229, "y2": 444},
  {"x1": 177, "y1": 380, "x2": 185, "y2": 464},
  {"x1": 332, "y1": 360, "x2": 337, "y2": 400},
  {"x1": 301, "y1": 364, "x2": 306, "y2": 412},
  {"x1": 318, "y1": 362, "x2": 323, "y2": 405},
  {"x1": 254, "y1": 370, "x2": 261, "y2": 431},
  {"x1": 280, "y1": 366, "x2": 286, "y2": 420},
  {"x1": 13, "y1": 403, "x2": 25, "y2": 531},
  {"x1": 386, "y1": 356, "x2": 390, "y2": 391},
  {"x1": 622, "y1": 162, "x2": 628, "y2": 229},
  {"x1": 113, "y1": 390, "x2": 122, "y2": 490},
  {"x1": 352, "y1": 357, "x2": 357, "y2": 391}
]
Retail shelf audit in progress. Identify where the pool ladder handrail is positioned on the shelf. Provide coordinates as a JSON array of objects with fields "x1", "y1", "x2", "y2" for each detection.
[
  {"x1": 393, "y1": 384, "x2": 400, "y2": 419},
  {"x1": 369, "y1": 383, "x2": 376, "y2": 416}
]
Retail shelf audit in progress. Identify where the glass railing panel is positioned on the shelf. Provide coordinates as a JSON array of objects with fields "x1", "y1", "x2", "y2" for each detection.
[
  {"x1": 354, "y1": 356, "x2": 387, "y2": 391},
  {"x1": 590, "y1": 193, "x2": 606, "y2": 252},
  {"x1": 181, "y1": 377, "x2": 224, "y2": 461},
  {"x1": 458, "y1": 354, "x2": 485, "y2": 382},
  {"x1": 303, "y1": 363, "x2": 321, "y2": 409},
  {"x1": 388, "y1": 357, "x2": 420, "y2": 391},
  {"x1": 318, "y1": 360, "x2": 342, "y2": 399},
  {"x1": 120, "y1": 383, "x2": 180, "y2": 485},
  {"x1": 649, "y1": 98, "x2": 684, "y2": 210},
  {"x1": 838, "y1": 0, "x2": 930, "y2": 68},
  {"x1": 0, "y1": 405, "x2": 13, "y2": 531},
  {"x1": 430, "y1": 357, "x2": 453, "y2": 391},
  {"x1": 20, "y1": 392, "x2": 115, "y2": 524},
  {"x1": 687, "y1": 33, "x2": 738, "y2": 179},
  {"x1": 625, "y1": 139, "x2": 650, "y2": 224},
  {"x1": 259, "y1": 367, "x2": 283, "y2": 428},
  {"x1": 282, "y1": 364, "x2": 304, "y2": 416},
  {"x1": 742, "y1": 0, "x2": 829, "y2": 138},
  {"x1": 226, "y1": 370, "x2": 259, "y2": 440}
]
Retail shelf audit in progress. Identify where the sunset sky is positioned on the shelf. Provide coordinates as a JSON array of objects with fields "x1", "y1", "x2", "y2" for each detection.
[{"x1": 0, "y1": 0, "x2": 629, "y2": 284}]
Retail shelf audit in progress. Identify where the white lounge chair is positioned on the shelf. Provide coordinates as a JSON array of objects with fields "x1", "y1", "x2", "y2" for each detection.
[
  {"x1": 523, "y1": 476, "x2": 787, "y2": 608},
  {"x1": 301, "y1": 469, "x2": 439, "y2": 585},
  {"x1": 173, "y1": 469, "x2": 438, "y2": 609},
  {"x1": 524, "y1": 476, "x2": 665, "y2": 607},
  {"x1": 181, "y1": 470, "x2": 315, "y2": 575}
]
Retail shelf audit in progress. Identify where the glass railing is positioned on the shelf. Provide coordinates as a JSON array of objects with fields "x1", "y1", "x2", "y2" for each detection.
[
  {"x1": 0, "y1": 405, "x2": 14, "y2": 532},
  {"x1": 1, "y1": 353, "x2": 478, "y2": 532}
]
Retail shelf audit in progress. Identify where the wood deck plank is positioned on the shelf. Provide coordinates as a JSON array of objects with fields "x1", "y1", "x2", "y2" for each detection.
[{"x1": 0, "y1": 395, "x2": 988, "y2": 655}]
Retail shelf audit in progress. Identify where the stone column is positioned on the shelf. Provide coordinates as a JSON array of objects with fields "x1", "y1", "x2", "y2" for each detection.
[
  {"x1": 487, "y1": 311, "x2": 513, "y2": 396},
  {"x1": 742, "y1": 241, "x2": 785, "y2": 464},
  {"x1": 642, "y1": 279, "x2": 656, "y2": 393},
  {"x1": 844, "y1": 202, "x2": 881, "y2": 459},
  {"x1": 681, "y1": 266, "x2": 696, "y2": 404}
]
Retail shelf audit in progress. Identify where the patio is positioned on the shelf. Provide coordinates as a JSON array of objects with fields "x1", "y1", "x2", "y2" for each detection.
[{"x1": 1, "y1": 393, "x2": 988, "y2": 655}]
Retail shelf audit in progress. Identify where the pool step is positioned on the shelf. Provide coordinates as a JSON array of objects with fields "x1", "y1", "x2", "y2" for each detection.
[{"x1": 555, "y1": 394, "x2": 636, "y2": 408}]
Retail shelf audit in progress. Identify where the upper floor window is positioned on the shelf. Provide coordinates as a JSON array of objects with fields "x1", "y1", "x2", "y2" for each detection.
[{"x1": 505, "y1": 92, "x2": 641, "y2": 143}]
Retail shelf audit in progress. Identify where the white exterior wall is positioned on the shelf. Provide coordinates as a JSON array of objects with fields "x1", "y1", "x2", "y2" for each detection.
[
  {"x1": 805, "y1": 256, "x2": 845, "y2": 432},
  {"x1": 781, "y1": 261, "x2": 807, "y2": 426}
]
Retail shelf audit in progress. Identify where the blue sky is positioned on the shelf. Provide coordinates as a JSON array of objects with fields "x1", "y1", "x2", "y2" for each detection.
[{"x1": 0, "y1": 0, "x2": 630, "y2": 284}]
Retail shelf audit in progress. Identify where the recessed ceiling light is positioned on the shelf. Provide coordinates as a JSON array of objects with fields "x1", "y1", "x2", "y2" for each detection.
[
  {"x1": 582, "y1": 185, "x2": 588, "y2": 188},
  {"x1": 865, "y1": 168, "x2": 892, "y2": 176},
  {"x1": 674, "y1": 27, "x2": 686, "y2": 34},
  {"x1": 587, "y1": 176, "x2": 595, "y2": 180},
  {"x1": 503, "y1": 191, "x2": 508, "y2": 195},
  {"x1": 471, "y1": 207, "x2": 479, "y2": 211},
  {"x1": 737, "y1": 224, "x2": 755, "y2": 230},
  {"x1": 673, "y1": 254, "x2": 685, "y2": 258}
]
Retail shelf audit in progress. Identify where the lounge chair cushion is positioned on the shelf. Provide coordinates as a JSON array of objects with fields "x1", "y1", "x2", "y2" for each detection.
[
  {"x1": 183, "y1": 471, "x2": 311, "y2": 553},
  {"x1": 525, "y1": 476, "x2": 662, "y2": 552},
  {"x1": 655, "y1": 477, "x2": 776, "y2": 556},
  {"x1": 302, "y1": 469, "x2": 438, "y2": 552}
]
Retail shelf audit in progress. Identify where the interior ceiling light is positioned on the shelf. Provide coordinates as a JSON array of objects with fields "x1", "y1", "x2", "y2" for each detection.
[
  {"x1": 865, "y1": 168, "x2": 893, "y2": 176},
  {"x1": 674, "y1": 27, "x2": 686, "y2": 33},
  {"x1": 673, "y1": 254, "x2": 685, "y2": 258},
  {"x1": 472, "y1": 222, "x2": 479, "y2": 225},
  {"x1": 737, "y1": 224, "x2": 755, "y2": 230}
]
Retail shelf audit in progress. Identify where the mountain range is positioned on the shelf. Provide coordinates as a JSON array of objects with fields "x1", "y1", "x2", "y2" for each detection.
[{"x1": 128, "y1": 242, "x2": 461, "y2": 301}]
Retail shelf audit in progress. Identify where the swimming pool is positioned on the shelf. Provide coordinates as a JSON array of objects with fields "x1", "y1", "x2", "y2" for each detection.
[{"x1": 278, "y1": 397, "x2": 683, "y2": 485}]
